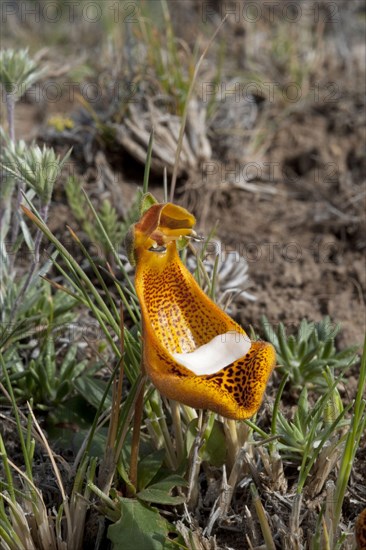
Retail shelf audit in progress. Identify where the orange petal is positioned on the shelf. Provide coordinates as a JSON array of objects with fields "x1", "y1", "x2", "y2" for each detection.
[
  {"x1": 132, "y1": 202, "x2": 196, "y2": 253},
  {"x1": 132, "y1": 202, "x2": 275, "y2": 420}
]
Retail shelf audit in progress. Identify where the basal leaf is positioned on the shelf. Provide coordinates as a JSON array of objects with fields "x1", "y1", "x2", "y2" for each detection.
[{"x1": 108, "y1": 498, "x2": 173, "y2": 550}]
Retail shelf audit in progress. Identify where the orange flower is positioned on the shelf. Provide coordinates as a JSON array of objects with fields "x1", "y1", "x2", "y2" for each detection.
[{"x1": 127, "y1": 196, "x2": 275, "y2": 420}]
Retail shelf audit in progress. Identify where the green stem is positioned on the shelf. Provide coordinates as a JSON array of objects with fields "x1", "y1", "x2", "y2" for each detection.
[
  {"x1": 224, "y1": 419, "x2": 239, "y2": 471},
  {"x1": 0, "y1": 433, "x2": 15, "y2": 503},
  {"x1": 251, "y1": 483, "x2": 276, "y2": 550},
  {"x1": 170, "y1": 400, "x2": 185, "y2": 464},
  {"x1": 333, "y1": 334, "x2": 366, "y2": 536},
  {"x1": 9, "y1": 202, "x2": 49, "y2": 323},
  {"x1": 5, "y1": 92, "x2": 15, "y2": 143},
  {"x1": 128, "y1": 376, "x2": 146, "y2": 493},
  {"x1": 0, "y1": 354, "x2": 33, "y2": 482}
]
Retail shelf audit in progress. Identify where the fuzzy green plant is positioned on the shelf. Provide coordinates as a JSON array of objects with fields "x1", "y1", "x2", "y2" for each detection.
[
  {"x1": 261, "y1": 316, "x2": 358, "y2": 387},
  {"x1": 0, "y1": 48, "x2": 43, "y2": 98},
  {"x1": 266, "y1": 350, "x2": 366, "y2": 550},
  {"x1": 1, "y1": 139, "x2": 71, "y2": 205},
  {"x1": 0, "y1": 49, "x2": 45, "y2": 142},
  {"x1": 272, "y1": 374, "x2": 347, "y2": 468},
  {"x1": 0, "y1": 140, "x2": 71, "y2": 324},
  {"x1": 0, "y1": 277, "x2": 79, "y2": 404}
]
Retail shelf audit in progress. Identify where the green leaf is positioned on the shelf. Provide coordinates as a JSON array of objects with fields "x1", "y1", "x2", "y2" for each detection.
[
  {"x1": 137, "y1": 486, "x2": 185, "y2": 505},
  {"x1": 137, "y1": 473, "x2": 188, "y2": 504},
  {"x1": 73, "y1": 428, "x2": 108, "y2": 458},
  {"x1": 137, "y1": 449, "x2": 166, "y2": 491},
  {"x1": 107, "y1": 498, "x2": 174, "y2": 550},
  {"x1": 55, "y1": 380, "x2": 71, "y2": 402},
  {"x1": 74, "y1": 376, "x2": 112, "y2": 409},
  {"x1": 47, "y1": 395, "x2": 96, "y2": 428}
]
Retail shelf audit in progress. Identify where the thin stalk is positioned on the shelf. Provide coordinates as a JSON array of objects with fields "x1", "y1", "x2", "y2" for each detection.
[
  {"x1": 324, "y1": 480, "x2": 335, "y2": 550},
  {"x1": 270, "y1": 373, "x2": 289, "y2": 454},
  {"x1": 101, "y1": 264, "x2": 140, "y2": 325},
  {"x1": 9, "y1": 202, "x2": 49, "y2": 323},
  {"x1": 250, "y1": 483, "x2": 276, "y2": 550},
  {"x1": 244, "y1": 419, "x2": 268, "y2": 439},
  {"x1": 224, "y1": 419, "x2": 239, "y2": 471},
  {"x1": 108, "y1": 304, "x2": 125, "y2": 448},
  {"x1": 128, "y1": 374, "x2": 146, "y2": 493},
  {"x1": 5, "y1": 92, "x2": 21, "y2": 265},
  {"x1": 67, "y1": 227, "x2": 119, "y2": 320},
  {"x1": 170, "y1": 15, "x2": 228, "y2": 201},
  {"x1": 163, "y1": 167, "x2": 168, "y2": 202},
  {"x1": 0, "y1": 433, "x2": 15, "y2": 503},
  {"x1": 181, "y1": 404, "x2": 198, "y2": 423},
  {"x1": 114, "y1": 373, "x2": 146, "y2": 467},
  {"x1": 321, "y1": 517, "x2": 331, "y2": 550},
  {"x1": 27, "y1": 402, "x2": 73, "y2": 540},
  {"x1": 208, "y1": 253, "x2": 220, "y2": 301},
  {"x1": 187, "y1": 410, "x2": 206, "y2": 508},
  {"x1": 0, "y1": 354, "x2": 33, "y2": 481},
  {"x1": 143, "y1": 130, "x2": 154, "y2": 194},
  {"x1": 87, "y1": 482, "x2": 117, "y2": 514},
  {"x1": 22, "y1": 205, "x2": 122, "y2": 344},
  {"x1": 333, "y1": 334, "x2": 366, "y2": 536},
  {"x1": 170, "y1": 400, "x2": 185, "y2": 464},
  {"x1": 5, "y1": 93, "x2": 15, "y2": 143},
  {"x1": 25, "y1": 407, "x2": 34, "y2": 462},
  {"x1": 73, "y1": 361, "x2": 120, "y2": 474},
  {"x1": 99, "y1": 306, "x2": 126, "y2": 494},
  {"x1": 148, "y1": 397, "x2": 177, "y2": 469},
  {"x1": 289, "y1": 493, "x2": 302, "y2": 550},
  {"x1": 81, "y1": 189, "x2": 136, "y2": 295},
  {"x1": 9, "y1": 179, "x2": 25, "y2": 267}
]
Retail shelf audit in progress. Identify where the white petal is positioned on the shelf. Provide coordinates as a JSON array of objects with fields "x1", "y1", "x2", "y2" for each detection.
[{"x1": 172, "y1": 331, "x2": 251, "y2": 376}]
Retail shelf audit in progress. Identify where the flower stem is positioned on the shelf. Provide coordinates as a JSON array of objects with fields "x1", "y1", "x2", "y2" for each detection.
[
  {"x1": 224, "y1": 419, "x2": 239, "y2": 471},
  {"x1": 187, "y1": 409, "x2": 207, "y2": 509},
  {"x1": 170, "y1": 400, "x2": 184, "y2": 464}
]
